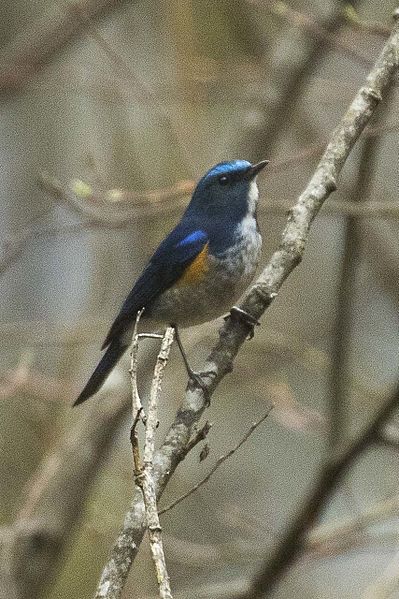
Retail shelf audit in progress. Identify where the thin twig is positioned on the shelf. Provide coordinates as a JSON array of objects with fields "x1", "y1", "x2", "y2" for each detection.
[
  {"x1": 38, "y1": 171, "x2": 194, "y2": 224},
  {"x1": 183, "y1": 421, "x2": 213, "y2": 456},
  {"x1": 130, "y1": 309, "x2": 144, "y2": 419},
  {"x1": 130, "y1": 308, "x2": 145, "y2": 472},
  {"x1": 139, "y1": 327, "x2": 175, "y2": 599},
  {"x1": 160, "y1": 406, "x2": 273, "y2": 516},
  {"x1": 4, "y1": 191, "x2": 399, "y2": 282}
]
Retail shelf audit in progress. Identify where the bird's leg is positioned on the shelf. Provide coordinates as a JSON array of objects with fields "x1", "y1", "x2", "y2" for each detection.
[
  {"x1": 173, "y1": 325, "x2": 212, "y2": 403},
  {"x1": 228, "y1": 306, "x2": 260, "y2": 339}
]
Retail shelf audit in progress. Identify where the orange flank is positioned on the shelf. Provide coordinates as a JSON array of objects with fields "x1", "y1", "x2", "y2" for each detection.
[{"x1": 177, "y1": 243, "x2": 209, "y2": 286}]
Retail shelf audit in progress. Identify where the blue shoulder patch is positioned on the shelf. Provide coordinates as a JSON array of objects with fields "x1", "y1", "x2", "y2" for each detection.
[{"x1": 176, "y1": 230, "x2": 207, "y2": 247}]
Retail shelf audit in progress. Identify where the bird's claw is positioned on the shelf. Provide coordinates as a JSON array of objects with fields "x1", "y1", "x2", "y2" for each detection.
[
  {"x1": 187, "y1": 369, "x2": 212, "y2": 406},
  {"x1": 228, "y1": 306, "x2": 260, "y2": 339}
]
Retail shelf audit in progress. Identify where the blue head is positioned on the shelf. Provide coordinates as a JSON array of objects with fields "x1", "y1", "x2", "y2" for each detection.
[{"x1": 185, "y1": 159, "x2": 268, "y2": 223}]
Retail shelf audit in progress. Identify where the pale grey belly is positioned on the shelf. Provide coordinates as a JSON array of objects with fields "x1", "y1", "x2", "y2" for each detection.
[
  {"x1": 147, "y1": 275, "x2": 239, "y2": 327},
  {"x1": 146, "y1": 239, "x2": 261, "y2": 327}
]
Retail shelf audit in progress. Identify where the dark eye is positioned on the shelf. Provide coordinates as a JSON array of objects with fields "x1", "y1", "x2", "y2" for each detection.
[{"x1": 218, "y1": 175, "x2": 229, "y2": 185}]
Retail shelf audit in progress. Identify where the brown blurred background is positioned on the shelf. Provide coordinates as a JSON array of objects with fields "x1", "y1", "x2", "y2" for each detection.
[{"x1": 0, "y1": 1, "x2": 398, "y2": 598}]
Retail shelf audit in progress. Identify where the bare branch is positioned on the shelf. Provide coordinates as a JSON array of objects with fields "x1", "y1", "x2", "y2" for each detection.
[
  {"x1": 140, "y1": 328, "x2": 175, "y2": 599},
  {"x1": 38, "y1": 172, "x2": 194, "y2": 224}
]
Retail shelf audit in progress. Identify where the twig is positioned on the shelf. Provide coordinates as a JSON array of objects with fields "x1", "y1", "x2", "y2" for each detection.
[
  {"x1": 159, "y1": 406, "x2": 273, "y2": 516},
  {"x1": 128, "y1": 317, "x2": 175, "y2": 598},
  {"x1": 129, "y1": 309, "x2": 145, "y2": 472},
  {"x1": 4, "y1": 188, "x2": 399, "y2": 284},
  {"x1": 38, "y1": 171, "x2": 194, "y2": 224},
  {"x1": 36, "y1": 116, "x2": 399, "y2": 223},
  {"x1": 183, "y1": 421, "x2": 213, "y2": 456},
  {"x1": 95, "y1": 12, "x2": 399, "y2": 597},
  {"x1": 139, "y1": 327, "x2": 175, "y2": 599}
]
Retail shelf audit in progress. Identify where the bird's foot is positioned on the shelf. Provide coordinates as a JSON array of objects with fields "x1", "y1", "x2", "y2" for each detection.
[
  {"x1": 187, "y1": 368, "x2": 214, "y2": 406},
  {"x1": 228, "y1": 306, "x2": 260, "y2": 339}
]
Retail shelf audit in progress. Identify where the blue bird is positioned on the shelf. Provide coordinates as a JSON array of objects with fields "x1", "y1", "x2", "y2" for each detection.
[{"x1": 75, "y1": 159, "x2": 268, "y2": 405}]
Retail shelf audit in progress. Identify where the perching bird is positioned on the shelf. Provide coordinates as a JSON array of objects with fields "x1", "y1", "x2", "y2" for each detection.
[{"x1": 75, "y1": 159, "x2": 268, "y2": 405}]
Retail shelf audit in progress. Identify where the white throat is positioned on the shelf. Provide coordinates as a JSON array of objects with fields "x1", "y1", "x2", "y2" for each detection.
[{"x1": 248, "y1": 179, "x2": 259, "y2": 214}]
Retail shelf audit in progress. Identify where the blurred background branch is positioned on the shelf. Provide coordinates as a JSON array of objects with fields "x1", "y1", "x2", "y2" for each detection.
[
  {"x1": 0, "y1": 0, "x2": 138, "y2": 92},
  {"x1": 0, "y1": 368, "x2": 130, "y2": 599}
]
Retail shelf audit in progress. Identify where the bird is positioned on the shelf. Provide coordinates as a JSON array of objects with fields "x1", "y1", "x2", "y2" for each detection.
[{"x1": 74, "y1": 159, "x2": 268, "y2": 406}]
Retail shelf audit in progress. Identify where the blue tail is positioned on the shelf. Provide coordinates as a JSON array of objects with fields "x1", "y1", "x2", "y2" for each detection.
[{"x1": 74, "y1": 341, "x2": 127, "y2": 406}]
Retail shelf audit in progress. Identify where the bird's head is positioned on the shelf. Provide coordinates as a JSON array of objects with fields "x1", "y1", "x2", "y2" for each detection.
[{"x1": 186, "y1": 159, "x2": 269, "y2": 220}]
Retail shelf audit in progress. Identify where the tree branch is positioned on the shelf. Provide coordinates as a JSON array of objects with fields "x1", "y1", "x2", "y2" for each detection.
[{"x1": 143, "y1": 329, "x2": 175, "y2": 598}]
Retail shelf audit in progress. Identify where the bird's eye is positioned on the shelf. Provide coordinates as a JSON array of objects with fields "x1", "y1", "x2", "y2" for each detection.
[{"x1": 218, "y1": 175, "x2": 229, "y2": 186}]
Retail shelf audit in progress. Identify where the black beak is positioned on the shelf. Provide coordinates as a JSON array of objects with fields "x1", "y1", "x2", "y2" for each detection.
[{"x1": 245, "y1": 160, "x2": 269, "y2": 179}]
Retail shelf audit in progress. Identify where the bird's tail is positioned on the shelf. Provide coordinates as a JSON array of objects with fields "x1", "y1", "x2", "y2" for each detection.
[{"x1": 74, "y1": 341, "x2": 128, "y2": 406}]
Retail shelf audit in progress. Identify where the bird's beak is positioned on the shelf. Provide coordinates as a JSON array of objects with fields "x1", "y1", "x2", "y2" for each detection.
[{"x1": 245, "y1": 160, "x2": 269, "y2": 179}]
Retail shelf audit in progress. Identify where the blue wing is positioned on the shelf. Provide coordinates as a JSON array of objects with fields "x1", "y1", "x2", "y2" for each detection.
[
  {"x1": 75, "y1": 225, "x2": 208, "y2": 405},
  {"x1": 101, "y1": 226, "x2": 208, "y2": 349}
]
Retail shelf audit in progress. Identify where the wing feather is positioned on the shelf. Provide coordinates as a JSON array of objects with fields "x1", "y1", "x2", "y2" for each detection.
[{"x1": 101, "y1": 226, "x2": 208, "y2": 348}]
